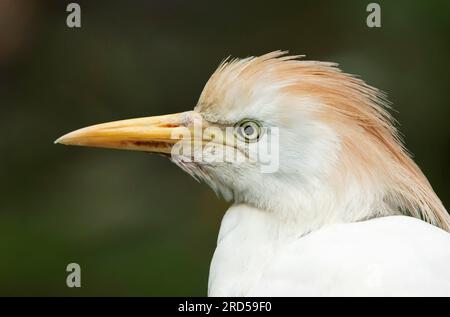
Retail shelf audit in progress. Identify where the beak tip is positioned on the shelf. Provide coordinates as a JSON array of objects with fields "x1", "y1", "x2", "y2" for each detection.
[
  {"x1": 55, "y1": 134, "x2": 70, "y2": 145},
  {"x1": 55, "y1": 128, "x2": 80, "y2": 145}
]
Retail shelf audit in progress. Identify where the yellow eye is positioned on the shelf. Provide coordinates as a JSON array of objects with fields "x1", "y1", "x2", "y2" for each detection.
[{"x1": 235, "y1": 120, "x2": 263, "y2": 142}]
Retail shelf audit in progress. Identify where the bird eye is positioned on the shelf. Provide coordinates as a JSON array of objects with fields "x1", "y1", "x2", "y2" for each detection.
[{"x1": 235, "y1": 120, "x2": 263, "y2": 142}]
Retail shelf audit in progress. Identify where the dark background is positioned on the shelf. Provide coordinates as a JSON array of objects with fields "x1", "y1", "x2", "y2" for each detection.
[{"x1": 0, "y1": 0, "x2": 448, "y2": 296}]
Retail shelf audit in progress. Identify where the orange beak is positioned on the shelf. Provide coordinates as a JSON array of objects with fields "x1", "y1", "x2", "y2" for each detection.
[{"x1": 55, "y1": 112, "x2": 194, "y2": 154}]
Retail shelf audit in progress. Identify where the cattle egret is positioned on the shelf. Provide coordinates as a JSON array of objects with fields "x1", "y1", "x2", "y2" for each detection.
[{"x1": 56, "y1": 51, "x2": 450, "y2": 296}]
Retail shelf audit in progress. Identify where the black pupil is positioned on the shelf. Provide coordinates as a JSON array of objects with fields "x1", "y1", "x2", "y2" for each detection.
[{"x1": 243, "y1": 124, "x2": 254, "y2": 136}]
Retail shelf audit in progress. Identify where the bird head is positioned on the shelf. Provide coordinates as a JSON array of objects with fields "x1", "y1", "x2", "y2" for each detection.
[{"x1": 56, "y1": 51, "x2": 449, "y2": 231}]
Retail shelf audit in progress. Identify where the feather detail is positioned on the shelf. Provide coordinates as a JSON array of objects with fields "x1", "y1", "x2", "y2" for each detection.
[{"x1": 197, "y1": 51, "x2": 449, "y2": 231}]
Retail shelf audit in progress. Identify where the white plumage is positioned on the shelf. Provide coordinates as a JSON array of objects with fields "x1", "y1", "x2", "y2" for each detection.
[
  {"x1": 209, "y1": 205, "x2": 450, "y2": 296},
  {"x1": 56, "y1": 51, "x2": 450, "y2": 296}
]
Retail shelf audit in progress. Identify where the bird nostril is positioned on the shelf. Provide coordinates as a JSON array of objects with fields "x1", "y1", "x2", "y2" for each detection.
[{"x1": 159, "y1": 123, "x2": 179, "y2": 128}]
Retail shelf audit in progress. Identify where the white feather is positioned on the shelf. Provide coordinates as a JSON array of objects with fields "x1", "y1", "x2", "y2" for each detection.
[{"x1": 209, "y1": 204, "x2": 450, "y2": 296}]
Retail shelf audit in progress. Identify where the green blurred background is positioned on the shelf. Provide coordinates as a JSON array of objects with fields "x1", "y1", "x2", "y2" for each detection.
[{"x1": 0, "y1": 0, "x2": 448, "y2": 296}]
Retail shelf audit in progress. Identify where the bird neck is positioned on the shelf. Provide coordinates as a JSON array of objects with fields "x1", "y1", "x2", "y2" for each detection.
[
  {"x1": 231, "y1": 173, "x2": 392, "y2": 236},
  {"x1": 209, "y1": 203, "x2": 297, "y2": 296}
]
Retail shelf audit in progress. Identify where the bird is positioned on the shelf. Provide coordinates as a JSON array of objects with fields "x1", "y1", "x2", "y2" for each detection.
[{"x1": 55, "y1": 51, "x2": 450, "y2": 296}]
